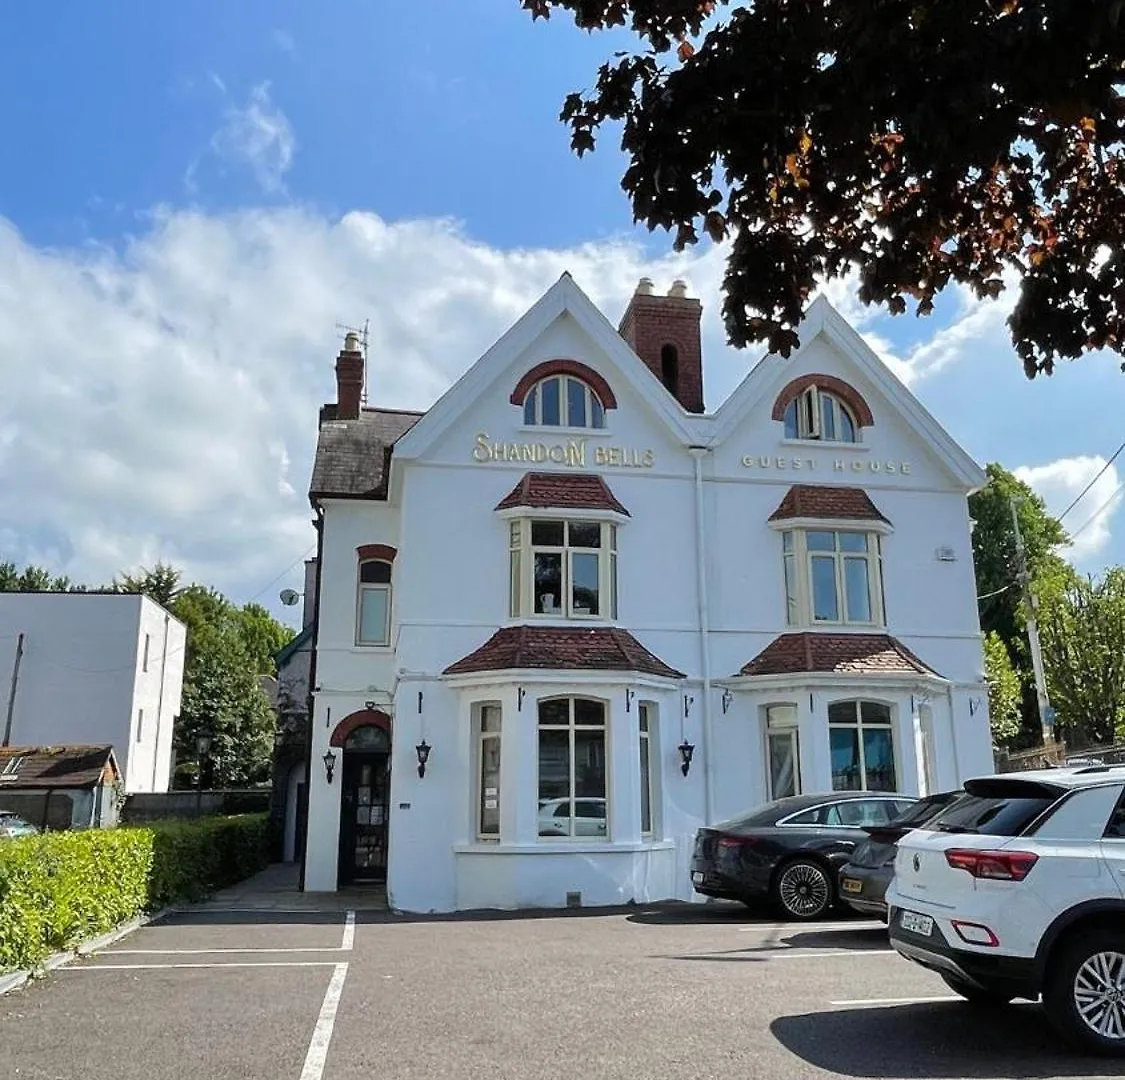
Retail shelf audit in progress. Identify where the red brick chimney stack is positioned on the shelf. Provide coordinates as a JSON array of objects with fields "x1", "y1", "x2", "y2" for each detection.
[
  {"x1": 334, "y1": 331, "x2": 364, "y2": 420},
  {"x1": 618, "y1": 278, "x2": 705, "y2": 413}
]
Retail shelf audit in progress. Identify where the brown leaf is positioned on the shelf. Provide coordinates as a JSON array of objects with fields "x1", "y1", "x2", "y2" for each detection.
[{"x1": 677, "y1": 40, "x2": 695, "y2": 62}]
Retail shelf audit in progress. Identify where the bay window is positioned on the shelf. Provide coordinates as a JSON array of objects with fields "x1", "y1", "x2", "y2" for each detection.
[
  {"x1": 476, "y1": 704, "x2": 501, "y2": 838},
  {"x1": 781, "y1": 529, "x2": 884, "y2": 627},
  {"x1": 509, "y1": 519, "x2": 618, "y2": 619},
  {"x1": 639, "y1": 703, "x2": 655, "y2": 836},
  {"x1": 829, "y1": 700, "x2": 897, "y2": 792},
  {"x1": 537, "y1": 698, "x2": 607, "y2": 838},
  {"x1": 765, "y1": 704, "x2": 801, "y2": 799}
]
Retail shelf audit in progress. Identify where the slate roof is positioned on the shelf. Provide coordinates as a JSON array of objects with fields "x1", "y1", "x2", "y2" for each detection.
[
  {"x1": 495, "y1": 472, "x2": 630, "y2": 516},
  {"x1": 0, "y1": 745, "x2": 119, "y2": 789},
  {"x1": 737, "y1": 633, "x2": 941, "y2": 678},
  {"x1": 443, "y1": 626, "x2": 684, "y2": 678},
  {"x1": 768, "y1": 484, "x2": 890, "y2": 524},
  {"x1": 275, "y1": 624, "x2": 313, "y2": 669},
  {"x1": 309, "y1": 408, "x2": 424, "y2": 501}
]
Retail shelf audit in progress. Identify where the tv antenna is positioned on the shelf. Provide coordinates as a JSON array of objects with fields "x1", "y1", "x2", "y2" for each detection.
[{"x1": 335, "y1": 319, "x2": 370, "y2": 404}]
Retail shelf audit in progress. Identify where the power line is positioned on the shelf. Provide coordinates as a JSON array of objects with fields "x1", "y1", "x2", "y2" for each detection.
[
  {"x1": 1055, "y1": 440, "x2": 1125, "y2": 524},
  {"x1": 247, "y1": 544, "x2": 316, "y2": 605},
  {"x1": 1069, "y1": 478, "x2": 1125, "y2": 543}
]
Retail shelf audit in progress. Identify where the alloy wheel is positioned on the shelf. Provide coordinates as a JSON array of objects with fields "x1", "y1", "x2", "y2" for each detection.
[
  {"x1": 778, "y1": 861, "x2": 830, "y2": 918},
  {"x1": 1074, "y1": 951, "x2": 1125, "y2": 1041}
]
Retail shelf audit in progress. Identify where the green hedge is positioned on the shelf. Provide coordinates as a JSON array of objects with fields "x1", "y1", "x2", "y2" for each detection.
[{"x1": 0, "y1": 813, "x2": 270, "y2": 974}]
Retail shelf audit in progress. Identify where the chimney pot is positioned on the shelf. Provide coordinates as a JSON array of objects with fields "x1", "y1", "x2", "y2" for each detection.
[
  {"x1": 636, "y1": 277, "x2": 654, "y2": 296},
  {"x1": 618, "y1": 284, "x2": 705, "y2": 413},
  {"x1": 344, "y1": 331, "x2": 362, "y2": 353},
  {"x1": 668, "y1": 279, "x2": 688, "y2": 298}
]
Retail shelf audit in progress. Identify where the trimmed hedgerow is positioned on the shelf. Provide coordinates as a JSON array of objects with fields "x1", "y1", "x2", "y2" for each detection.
[{"x1": 0, "y1": 813, "x2": 270, "y2": 974}]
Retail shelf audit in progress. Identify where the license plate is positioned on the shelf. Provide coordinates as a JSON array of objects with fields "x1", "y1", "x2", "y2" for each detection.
[
  {"x1": 900, "y1": 910, "x2": 934, "y2": 936},
  {"x1": 841, "y1": 877, "x2": 863, "y2": 895},
  {"x1": 692, "y1": 871, "x2": 704, "y2": 885}
]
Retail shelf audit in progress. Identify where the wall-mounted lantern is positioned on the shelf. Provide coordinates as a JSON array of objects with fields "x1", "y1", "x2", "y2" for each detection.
[
  {"x1": 322, "y1": 749, "x2": 337, "y2": 784},
  {"x1": 625, "y1": 689, "x2": 635, "y2": 713},
  {"x1": 683, "y1": 695, "x2": 694, "y2": 718},
  {"x1": 721, "y1": 688, "x2": 734, "y2": 715},
  {"x1": 678, "y1": 740, "x2": 695, "y2": 777},
  {"x1": 415, "y1": 739, "x2": 432, "y2": 779}
]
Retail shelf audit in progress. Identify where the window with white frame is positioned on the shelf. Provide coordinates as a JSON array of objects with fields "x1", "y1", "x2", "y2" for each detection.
[
  {"x1": 829, "y1": 700, "x2": 897, "y2": 792},
  {"x1": 356, "y1": 559, "x2": 392, "y2": 646},
  {"x1": 136, "y1": 709, "x2": 144, "y2": 743},
  {"x1": 143, "y1": 634, "x2": 150, "y2": 672},
  {"x1": 782, "y1": 529, "x2": 884, "y2": 627},
  {"x1": 639, "y1": 703, "x2": 655, "y2": 836},
  {"x1": 537, "y1": 698, "x2": 607, "y2": 838},
  {"x1": 765, "y1": 704, "x2": 801, "y2": 799},
  {"x1": 783, "y1": 386, "x2": 858, "y2": 442},
  {"x1": 476, "y1": 704, "x2": 501, "y2": 839},
  {"x1": 523, "y1": 375, "x2": 606, "y2": 429},
  {"x1": 509, "y1": 519, "x2": 618, "y2": 619}
]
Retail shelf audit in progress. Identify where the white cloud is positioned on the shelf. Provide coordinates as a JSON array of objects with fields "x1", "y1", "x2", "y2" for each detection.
[
  {"x1": 209, "y1": 83, "x2": 295, "y2": 194},
  {"x1": 1014, "y1": 456, "x2": 1123, "y2": 565}
]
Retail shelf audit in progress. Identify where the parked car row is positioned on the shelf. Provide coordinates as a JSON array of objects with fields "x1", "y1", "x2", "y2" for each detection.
[{"x1": 690, "y1": 764, "x2": 1125, "y2": 1057}]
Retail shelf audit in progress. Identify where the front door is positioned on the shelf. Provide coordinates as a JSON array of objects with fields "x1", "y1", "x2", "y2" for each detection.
[{"x1": 338, "y1": 751, "x2": 390, "y2": 886}]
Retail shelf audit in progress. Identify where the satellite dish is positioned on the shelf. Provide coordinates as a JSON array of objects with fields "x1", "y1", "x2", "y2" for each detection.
[{"x1": 279, "y1": 589, "x2": 300, "y2": 606}]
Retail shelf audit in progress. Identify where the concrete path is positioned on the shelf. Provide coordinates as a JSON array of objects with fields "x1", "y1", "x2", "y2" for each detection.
[{"x1": 191, "y1": 862, "x2": 387, "y2": 912}]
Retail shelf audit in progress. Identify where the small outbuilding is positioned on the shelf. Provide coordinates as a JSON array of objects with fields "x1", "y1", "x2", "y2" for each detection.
[{"x1": 0, "y1": 745, "x2": 122, "y2": 830}]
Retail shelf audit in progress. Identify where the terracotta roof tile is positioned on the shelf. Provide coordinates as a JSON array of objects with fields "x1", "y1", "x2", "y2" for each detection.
[
  {"x1": 444, "y1": 626, "x2": 683, "y2": 678},
  {"x1": 768, "y1": 484, "x2": 890, "y2": 524},
  {"x1": 0, "y1": 745, "x2": 118, "y2": 789},
  {"x1": 495, "y1": 472, "x2": 630, "y2": 516},
  {"x1": 737, "y1": 633, "x2": 941, "y2": 678}
]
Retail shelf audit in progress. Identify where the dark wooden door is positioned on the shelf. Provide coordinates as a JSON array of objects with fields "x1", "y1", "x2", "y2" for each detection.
[{"x1": 338, "y1": 752, "x2": 390, "y2": 885}]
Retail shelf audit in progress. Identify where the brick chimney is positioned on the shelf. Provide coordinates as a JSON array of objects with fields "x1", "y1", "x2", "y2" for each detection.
[
  {"x1": 618, "y1": 278, "x2": 704, "y2": 412},
  {"x1": 334, "y1": 332, "x2": 364, "y2": 420}
]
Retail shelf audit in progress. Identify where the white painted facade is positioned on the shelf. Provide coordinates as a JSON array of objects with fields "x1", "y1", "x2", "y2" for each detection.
[
  {"x1": 302, "y1": 277, "x2": 993, "y2": 911},
  {"x1": 0, "y1": 593, "x2": 186, "y2": 792}
]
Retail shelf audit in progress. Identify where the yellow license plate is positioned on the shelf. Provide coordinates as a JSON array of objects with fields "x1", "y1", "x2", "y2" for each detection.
[{"x1": 841, "y1": 878, "x2": 863, "y2": 894}]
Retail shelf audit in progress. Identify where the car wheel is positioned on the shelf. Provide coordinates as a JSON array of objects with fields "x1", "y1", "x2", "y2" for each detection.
[
  {"x1": 1043, "y1": 930, "x2": 1125, "y2": 1056},
  {"x1": 773, "y1": 858, "x2": 832, "y2": 920},
  {"x1": 940, "y1": 974, "x2": 1013, "y2": 1006}
]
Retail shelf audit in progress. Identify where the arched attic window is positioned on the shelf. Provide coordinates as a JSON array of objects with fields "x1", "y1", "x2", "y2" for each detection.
[
  {"x1": 523, "y1": 374, "x2": 606, "y2": 430},
  {"x1": 773, "y1": 375, "x2": 873, "y2": 444}
]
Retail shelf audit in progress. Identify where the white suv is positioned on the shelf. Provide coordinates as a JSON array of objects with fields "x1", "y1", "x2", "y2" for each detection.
[{"x1": 886, "y1": 765, "x2": 1125, "y2": 1056}]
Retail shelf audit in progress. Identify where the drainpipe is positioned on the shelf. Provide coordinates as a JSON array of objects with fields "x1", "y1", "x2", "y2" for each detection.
[
  {"x1": 689, "y1": 447, "x2": 716, "y2": 825},
  {"x1": 299, "y1": 504, "x2": 326, "y2": 892}
]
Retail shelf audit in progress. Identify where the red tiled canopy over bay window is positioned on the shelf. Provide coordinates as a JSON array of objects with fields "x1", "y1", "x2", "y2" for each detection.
[
  {"x1": 737, "y1": 633, "x2": 941, "y2": 678},
  {"x1": 495, "y1": 472, "x2": 630, "y2": 516},
  {"x1": 443, "y1": 626, "x2": 683, "y2": 678},
  {"x1": 768, "y1": 484, "x2": 890, "y2": 524},
  {"x1": 771, "y1": 374, "x2": 874, "y2": 428}
]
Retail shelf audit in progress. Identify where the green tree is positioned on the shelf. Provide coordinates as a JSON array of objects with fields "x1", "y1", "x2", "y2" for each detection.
[
  {"x1": 982, "y1": 632, "x2": 1022, "y2": 749},
  {"x1": 522, "y1": 1, "x2": 1125, "y2": 375},
  {"x1": 1039, "y1": 569, "x2": 1125, "y2": 747},
  {"x1": 0, "y1": 561, "x2": 78, "y2": 592},
  {"x1": 114, "y1": 563, "x2": 184, "y2": 608}
]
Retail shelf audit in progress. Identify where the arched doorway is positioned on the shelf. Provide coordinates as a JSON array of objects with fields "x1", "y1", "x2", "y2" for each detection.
[{"x1": 330, "y1": 711, "x2": 392, "y2": 887}]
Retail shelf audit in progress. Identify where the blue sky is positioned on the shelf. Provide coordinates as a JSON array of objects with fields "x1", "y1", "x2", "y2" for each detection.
[{"x1": 0, "y1": 1, "x2": 1120, "y2": 622}]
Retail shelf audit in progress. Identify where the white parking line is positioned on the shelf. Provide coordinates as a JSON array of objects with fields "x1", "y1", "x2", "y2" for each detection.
[
  {"x1": 830, "y1": 994, "x2": 962, "y2": 1007},
  {"x1": 107, "y1": 948, "x2": 348, "y2": 955},
  {"x1": 762, "y1": 949, "x2": 894, "y2": 960},
  {"x1": 341, "y1": 910, "x2": 356, "y2": 951},
  {"x1": 300, "y1": 962, "x2": 349, "y2": 1080},
  {"x1": 737, "y1": 921, "x2": 885, "y2": 933},
  {"x1": 62, "y1": 961, "x2": 341, "y2": 970}
]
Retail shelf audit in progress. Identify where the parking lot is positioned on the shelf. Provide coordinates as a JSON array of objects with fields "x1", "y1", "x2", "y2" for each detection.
[{"x1": 0, "y1": 901, "x2": 1120, "y2": 1080}]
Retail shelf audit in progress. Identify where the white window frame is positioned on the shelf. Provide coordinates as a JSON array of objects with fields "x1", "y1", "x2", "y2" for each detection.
[
  {"x1": 509, "y1": 518, "x2": 618, "y2": 621},
  {"x1": 537, "y1": 697, "x2": 609, "y2": 841},
  {"x1": 523, "y1": 375, "x2": 606, "y2": 430},
  {"x1": 783, "y1": 386, "x2": 858, "y2": 443},
  {"x1": 356, "y1": 559, "x2": 393, "y2": 647},
  {"x1": 828, "y1": 699, "x2": 898, "y2": 793},
  {"x1": 142, "y1": 634, "x2": 150, "y2": 672},
  {"x1": 782, "y1": 528, "x2": 885, "y2": 628},
  {"x1": 136, "y1": 708, "x2": 144, "y2": 744},
  {"x1": 475, "y1": 703, "x2": 502, "y2": 840},
  {"x1": 764, "y1": 703, "x2": 801, "y2": 800},
  {"x1": 639, "y1": 702, "x2": 655, "y2": 837}
]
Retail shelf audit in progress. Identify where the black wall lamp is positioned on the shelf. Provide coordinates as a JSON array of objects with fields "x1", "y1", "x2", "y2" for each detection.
[
  {"x1": 721, "y1": 688, "x2": 734, "y2": 715},
  {"x1": 415, "y1": 739, "x2": 431, "y2": 778},
  {"x1": 625, "y1": 689, "x2": 635, "y2": 713},
  {"x1": 322, "y1": 749, "x2": 337, "y2": 784},
  {"x1": 678, "y1": 740, "x2": 695, "y2": 777},
  {"x1": 683, "y1": 695, "x2": 694, "y2": 718}
]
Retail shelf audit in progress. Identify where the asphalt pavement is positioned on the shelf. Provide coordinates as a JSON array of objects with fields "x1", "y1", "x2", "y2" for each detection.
[{"x1": 0, "y1": 896, "x2": 1121, "y2": 1080}]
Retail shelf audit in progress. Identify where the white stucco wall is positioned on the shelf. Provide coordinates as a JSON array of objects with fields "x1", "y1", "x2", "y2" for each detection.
[
  {"x1": 303, "y1": 292, "x2": 994, "y2": 910},
  {"x1": 0, "y1": 593, "x2": 185, "y2": 792}
]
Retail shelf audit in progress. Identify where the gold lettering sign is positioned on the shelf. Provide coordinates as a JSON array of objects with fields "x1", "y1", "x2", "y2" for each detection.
[
  {"x1": 473, "y1": 432, "x2": 655, "y2": 469},
  {"x1": 740, "y1": 454, "x2": 910, "y2": 475}
]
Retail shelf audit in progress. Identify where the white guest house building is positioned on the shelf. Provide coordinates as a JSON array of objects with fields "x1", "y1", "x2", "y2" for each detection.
[{"x1": 298, "y1": 274, "x2": 993, "y2": 910}]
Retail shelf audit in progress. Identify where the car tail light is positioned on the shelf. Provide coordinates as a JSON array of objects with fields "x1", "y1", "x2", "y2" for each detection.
[
  {"x1": 945, "y1": 848, "x2": 1038, "y2": 881},
  {"x1": 717, "y1": 835, "x2": 756, "y2": 849},
  {"x1": 951, "y1": 920, "x2": 1000, "y2": 947}
]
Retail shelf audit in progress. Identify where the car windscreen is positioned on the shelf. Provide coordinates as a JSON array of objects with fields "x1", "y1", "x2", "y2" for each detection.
[{"x1": 924, "y1": 781, "x2": 1063, "y2": 836}]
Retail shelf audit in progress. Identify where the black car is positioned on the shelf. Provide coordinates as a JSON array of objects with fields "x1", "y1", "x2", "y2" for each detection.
[
  {"x1": 690, "y1": 792, "x2": 916, "y2": 919},
  {"x1": 837, "y1": 790, "x2": 964, "y2": 917}
]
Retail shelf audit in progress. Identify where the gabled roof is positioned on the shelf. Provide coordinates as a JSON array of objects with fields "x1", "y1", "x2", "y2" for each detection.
[
  {"x1": 275, "y1": 625, "x2": 313, "y2": 669},
  {"x1": 309, "y1": 408, "x2": 423, "y2": 502},
  {"x1": 0, "y1": 745, "x2": 119, "y2": 789},
  {"x1": 768, "y1": 484, "x2": 890, "y2": 524},
  {"x1": 392, "y1": 274, "x2": 698, "y2": 464},
  {"x1": 710, "y1": 296, "x2": 986, "y2": 491},
  {"x1": 495, "y1": 472, "x2": 630, "y2": 516},
  {"x1": 737, "y1": 633, "x2": 942, "y2": 679},
  {"x1": 443, "y1": 625, "x2": 684, "y2": 679}
]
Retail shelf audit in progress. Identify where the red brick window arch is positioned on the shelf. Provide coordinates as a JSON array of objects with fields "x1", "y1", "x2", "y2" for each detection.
[
  {"x1": 510, "y1": 360, "x2": 617, "y2": 430},
  {"x1": 772, "y1": 375, "x2": 874, "y2": 443},
  {"x1": 356, "y1": 545, "x2": 395, "y2": 647}
]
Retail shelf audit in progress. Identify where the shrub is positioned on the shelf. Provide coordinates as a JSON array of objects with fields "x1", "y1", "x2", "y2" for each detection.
[{"x1": 0, "y1": 813, "x2": 270, "y2": 974}]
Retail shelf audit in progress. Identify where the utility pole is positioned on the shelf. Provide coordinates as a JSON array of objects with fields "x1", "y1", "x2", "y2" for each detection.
[
  {"x1": 1010, "y1": 498, "x2": 1054, "y2": 745},
  {"x1": 3, "y1": 632, "x2": 24, "y2": 747}
]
